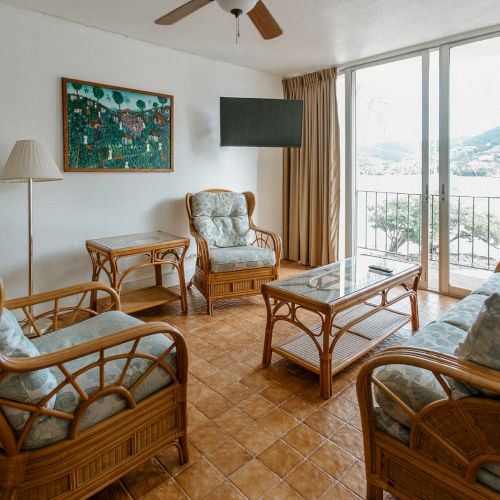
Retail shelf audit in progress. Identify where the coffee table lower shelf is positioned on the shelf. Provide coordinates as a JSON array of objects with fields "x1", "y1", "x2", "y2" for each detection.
[{"x1": 271, "y1": 305, "x2": 410, "y2": 376}]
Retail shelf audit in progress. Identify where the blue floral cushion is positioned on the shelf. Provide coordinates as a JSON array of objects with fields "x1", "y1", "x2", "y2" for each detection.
[
  {"x1": 374, "y1": 320, "x2": 467, "y2": 427},
  {"x1": 16, "y1": 311, "x2": 178, "y2": 450},
  {"x1": 472, "y1": 272, "x2": 500, "y2": 297},
  {"x1": 454, "y1": 293, "x2": 500, "y2": 397},
  {"x1": 0, "y1": 308, "x2": 57, "y2": 432},
  {"x1": 439, "y1": 293, "x2": 487, "y2": 331},
  {"x1": 210, "y1": 246, "x2": 276, "y2": 273},
  {"x1": 190, "y1": 191, "x2": 250, "y2": 247}
]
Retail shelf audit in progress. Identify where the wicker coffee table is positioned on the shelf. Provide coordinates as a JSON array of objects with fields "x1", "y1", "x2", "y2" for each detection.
[{"x1": 261, "y1": 255, "x2": 421, "y2": 398}]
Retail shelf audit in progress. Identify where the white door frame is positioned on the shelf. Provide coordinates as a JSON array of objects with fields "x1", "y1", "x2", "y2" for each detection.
[
  {"x1": 344, "y1": 67, "x2": 355, "y2": 258},
  {"x1": 438, "y1": 43, "x2": 452, "y2": 294},
  {"x1": 420, "y1": 50, "x2": 430, "y2": 290}
]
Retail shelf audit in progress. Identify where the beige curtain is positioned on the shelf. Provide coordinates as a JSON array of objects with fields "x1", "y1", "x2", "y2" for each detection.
[{"x1": 282, "y1": 68, "x2": 340, "y2": 266}]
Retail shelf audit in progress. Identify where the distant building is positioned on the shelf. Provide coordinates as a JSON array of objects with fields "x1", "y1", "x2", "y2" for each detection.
[
  {"x1": 148, "y1": 129, "x2": 160, "y2": 142},
  {"x1": 89, "y1": 118, "x2": 102, "y2": 130},
  {"x1": 121, "y1": 133, "x2": 133, "y2": 145},
  {"x1": 154, "y1": 112, "x2": 166, "y2": 125}
]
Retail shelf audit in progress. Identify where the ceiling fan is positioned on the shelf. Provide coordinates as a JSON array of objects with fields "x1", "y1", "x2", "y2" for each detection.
[{"x1": 155, "y1": 0, "x2": 282, "y2": 40}]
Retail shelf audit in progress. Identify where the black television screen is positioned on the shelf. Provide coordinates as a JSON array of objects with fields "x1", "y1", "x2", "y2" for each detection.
[{"x1": 220, "y1": 97, "x2": 303, "y2": 147}]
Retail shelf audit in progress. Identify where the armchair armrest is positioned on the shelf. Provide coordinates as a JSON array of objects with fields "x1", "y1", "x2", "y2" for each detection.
[
  {"x1": 357, "y1": 346, "x2": 500, "y2": 406},
  {"x1": 4, "y1": 282, "x2": 120, "y2": 336},
  {"x1": 191, "y1": 232, "x2": 210, "y2": 272},
  {"x1": 249, "y1": 223, "x2": 282, "y2": 264},
  {"x1": 0, "y1": 321, "x2": 187, "y2": 381},
  {"x1": 0, "y1": 321, "x2": 188, "y2": 453}
]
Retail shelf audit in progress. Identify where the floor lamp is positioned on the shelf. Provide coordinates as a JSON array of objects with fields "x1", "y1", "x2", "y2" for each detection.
[{"x1": 0, "y1": 140, "x2": 63, "y2": 331}]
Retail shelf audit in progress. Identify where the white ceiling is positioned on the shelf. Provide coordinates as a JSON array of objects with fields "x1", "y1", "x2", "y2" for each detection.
[{"x1": 4, "y1": 0, "x2": 500, "y2": 76}]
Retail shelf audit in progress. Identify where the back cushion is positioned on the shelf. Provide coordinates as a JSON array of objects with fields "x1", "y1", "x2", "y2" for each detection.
[
  {"x1": 454, "y1": 293, "x2": 500, "y2": 397},
  {"x1": 0, "y1": 308, "x2": 57, "y2": 431},
  {"x1": 190, "y1": 191, "x2": 250, "y2": 247}
]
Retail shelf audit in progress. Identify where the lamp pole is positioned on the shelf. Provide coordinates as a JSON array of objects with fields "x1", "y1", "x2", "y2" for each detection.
[{"x1": 28, "y1": 178, "x2": 33, "y2": 297}]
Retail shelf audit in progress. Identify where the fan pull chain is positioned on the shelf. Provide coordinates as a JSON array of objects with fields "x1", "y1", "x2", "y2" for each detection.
[{"x1": 236, "y1": 15, "x2": 240, "y2": 44}]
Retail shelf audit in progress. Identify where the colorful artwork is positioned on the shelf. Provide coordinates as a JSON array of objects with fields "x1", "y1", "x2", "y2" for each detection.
[{"x1": 62, "y1": 78, "x2": 173, "y2": 172}]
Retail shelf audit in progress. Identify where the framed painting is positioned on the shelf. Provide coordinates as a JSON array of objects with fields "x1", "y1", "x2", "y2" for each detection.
[{"x1": 62, "y1": 78, "x2": 173, "y2": 172}]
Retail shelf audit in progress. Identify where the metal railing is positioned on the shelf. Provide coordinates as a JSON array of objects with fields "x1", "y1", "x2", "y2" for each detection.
[{"x1": 356, "y1": 190, "x2": 500, "y2": 271}]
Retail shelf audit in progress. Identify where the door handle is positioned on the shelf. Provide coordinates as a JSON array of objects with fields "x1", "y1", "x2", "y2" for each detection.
[{"x1": 441, "y1": 183, "x2": 445, "y2": 202}]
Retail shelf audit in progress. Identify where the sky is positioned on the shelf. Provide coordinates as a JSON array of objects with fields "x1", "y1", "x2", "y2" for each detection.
[
  {"x1": 349, "y1": 35, "x2": 500, "y2": 146},
  {"x1": 66, "y1": 82, "x2": 171, "y2": 112}
]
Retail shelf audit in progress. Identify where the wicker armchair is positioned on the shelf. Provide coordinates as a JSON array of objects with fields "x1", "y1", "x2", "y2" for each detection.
[
  {"x1": 357, "y1": 263, "x2": 500, "y2": 499},
  {"x1": 186, "y1": 189, "x2": 281, "y2": 315},
  {"x1": 0, "y1": 279, "x2": 188, "y2": 499},
  {"x1": 357, "y1": 347, "x2": 500, "y2": 499}
]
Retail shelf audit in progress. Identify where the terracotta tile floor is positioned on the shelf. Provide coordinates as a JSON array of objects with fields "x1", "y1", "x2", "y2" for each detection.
[{"x1": 91, "y1": 261, "x2": 458, "y2": 500}]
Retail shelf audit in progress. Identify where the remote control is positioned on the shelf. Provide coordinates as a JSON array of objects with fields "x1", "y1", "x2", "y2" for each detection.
[{"x1": 368, "y1": 264, "x2": 393, "y2": 274}]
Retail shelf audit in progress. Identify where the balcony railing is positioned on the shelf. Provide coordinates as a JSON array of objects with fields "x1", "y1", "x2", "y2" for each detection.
[{"x1": 356, "y1": 190, "x2": 500, "y2": 271}]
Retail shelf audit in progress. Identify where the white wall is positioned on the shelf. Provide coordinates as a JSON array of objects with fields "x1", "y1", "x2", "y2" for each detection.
[{"x1": 0, "y1": 3, "x2": 283, "y2": 299}]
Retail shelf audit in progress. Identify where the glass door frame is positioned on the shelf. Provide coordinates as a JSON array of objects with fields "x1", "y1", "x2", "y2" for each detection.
[
  {"x1": 439, "y1": 31, "x2": 500, "y2": 296},
  {"x1": 344, "y1": 50, "x2": 431, "y2": 290}
]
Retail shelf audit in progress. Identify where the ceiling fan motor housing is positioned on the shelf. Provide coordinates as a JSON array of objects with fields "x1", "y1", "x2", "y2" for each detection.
[{"x1": 215, "y1": 0, "x2": 258, "y2": 15}]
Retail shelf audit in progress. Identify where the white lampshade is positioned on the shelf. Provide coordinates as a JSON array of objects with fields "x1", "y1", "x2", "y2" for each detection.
[
  {"x1": 216, "y1": 0, "x2": 258, "y2": 14},
  {"x1": 0, "y1": 140, "x2": 63, "y2": 183}
]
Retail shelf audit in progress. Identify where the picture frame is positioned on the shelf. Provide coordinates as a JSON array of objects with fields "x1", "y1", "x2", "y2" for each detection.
[{"x1": 62, "y1": 78, "x2": 174, "y2": 172}]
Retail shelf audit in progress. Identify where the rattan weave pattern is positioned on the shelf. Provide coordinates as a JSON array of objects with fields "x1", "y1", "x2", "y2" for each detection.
[{"x1": 279, "y1": 306, "x2": 409, "y2": 369}]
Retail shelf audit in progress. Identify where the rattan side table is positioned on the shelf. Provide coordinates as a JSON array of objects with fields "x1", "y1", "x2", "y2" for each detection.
[{"x1": 86, "y1": 231, "x2": 190, "y2": 314}]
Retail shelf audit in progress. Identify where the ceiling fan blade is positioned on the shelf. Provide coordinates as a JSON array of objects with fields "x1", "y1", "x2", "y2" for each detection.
[
  {"x1": 247, "y1": 1, "x2": 282, "y2": 40},
  {"x1": 155, "y1": 0, "x2": 213, "y2": 25}
]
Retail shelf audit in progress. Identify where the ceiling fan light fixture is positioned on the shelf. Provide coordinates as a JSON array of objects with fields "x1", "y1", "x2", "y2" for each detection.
[{"x1": 215, "y1": 0, "x2": 258, "y2": 15}]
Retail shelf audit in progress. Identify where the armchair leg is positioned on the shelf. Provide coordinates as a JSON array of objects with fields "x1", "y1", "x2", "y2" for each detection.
[
  {"x1": 178, "y1": 435, "x2": 189, "y2": 465},
  {"x1": 207, "y1": 300, "x2": 213, "y2": 316},
  {"x1": 187, "y1": 278, "x2": 193, "y2": 289},
  {"x1": 367, "y1": 483, "x2": 384, "y2": 500}
]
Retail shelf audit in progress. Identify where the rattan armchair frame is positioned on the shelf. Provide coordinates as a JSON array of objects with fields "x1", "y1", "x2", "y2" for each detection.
[
  {"x1": 357, "y1": 262, "x2": 500, "y2": 500},
  {"x1": 0, "y1": 280, "x2": 188, "y2": 499},
  {"x1": 185, "y1": 189, "x2": 282, "y2": 315}
]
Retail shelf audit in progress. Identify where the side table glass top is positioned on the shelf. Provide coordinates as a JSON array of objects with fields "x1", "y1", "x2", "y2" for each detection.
[
  {"x1": 268, "y1": 255, "x2": 419, "y2": 304},
  {"x1": 88, "y1": 231, "x2": 186, "y2": 250}
]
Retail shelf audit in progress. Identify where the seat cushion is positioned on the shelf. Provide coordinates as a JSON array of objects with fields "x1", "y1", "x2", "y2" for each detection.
[
  {"x1": 374, "y1": 320, "x2": 467, "y2": 428},
  {"x1": 0, "y1": 308, "x2": 57, "y2": 432},
  {"x1": 18, "y1": 311, "x2": 177, "y2": 450},
  {"x1": 439, "y1": 293, "x2": 487, "y2": 331},
  {"x1": 190, "y1": 191, "x2": 250, "y2": 247},
  {"x1": 209, "y1": 246, "x2": 276, "y2": 273},
  {"x1": 472, "y1": 272, "x2": 500, "y2": 297}
]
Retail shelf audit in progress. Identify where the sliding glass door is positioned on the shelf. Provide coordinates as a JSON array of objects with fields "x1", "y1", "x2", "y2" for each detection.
[
  {"x1": 344, "y1": 32, "x2": 500, "y2": 295},
  {"x1": 443, "y1": 36, "x2": 500, "y2": 293},
  {"x1": 352, "y1": 54, "x2": 430, "y2": 287}
]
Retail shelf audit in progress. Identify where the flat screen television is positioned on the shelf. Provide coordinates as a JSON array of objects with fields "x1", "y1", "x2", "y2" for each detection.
[{"x1": 220, "y1": 97, "x2": 303, "y2": 147}]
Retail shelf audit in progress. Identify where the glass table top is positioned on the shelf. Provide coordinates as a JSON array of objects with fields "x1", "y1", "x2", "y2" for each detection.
[
  {"x1": 268, "y1": 255, "x2": 419, "y2": 304},
  {"x1": 89, "y1": 231, "x2": 187, "y2": 250}
]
